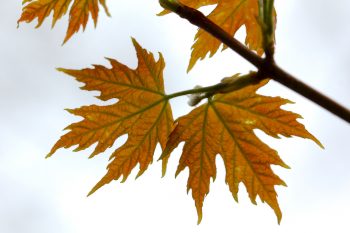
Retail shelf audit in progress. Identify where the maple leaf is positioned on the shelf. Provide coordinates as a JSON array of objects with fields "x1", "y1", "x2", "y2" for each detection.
[
  {"x1": 47, "y1": 38, "x2": 174, "y2": 194},
  {"x1": 161, "y1": 80, "x2": 323, "y2": 224},
  {"x1": 160, "y1": 0, "x2": 274, "y2": 71},
  {"x1": 18, "y1": 0, "x2": 110, "y2": 43}
]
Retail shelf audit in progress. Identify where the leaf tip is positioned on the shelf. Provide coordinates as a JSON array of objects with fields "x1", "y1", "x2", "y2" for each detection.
[
  {"x1": 56, "y1": 67, "x2": 67, "y2": 73},
  {"x1": 281, "y1": 161, "x2": 291, "y2": 169},
  {"x1": 73, "y1": 147, "x2": 82, "y2": 152},
  {"x1": 64, "y1": 108, "x2": 74, "y2": 114},
  {"x1": 282, "y1": 98, "x2": 295, "y2": 105},
  {"x1": 308, "y1": 134, "x2": 324, "y2": 149},
  {"x1": 196, "y1": 208, "x2": 203, "y2": 225},
  {"x1": 121, "y1": 175, "x2": 128, "y2": 183},
  {"x1": 131, "y1": 37, "x2": 140, "y2": 49},
  {"x1": 89, "y1": 177, "x2": 109, "y2": 196},
  {"x1": 100, "y1": 1, "x2": 111, "y2": 17},
  {"x1": 186, "y1": 62, "x2": 194, "y2": 73},
  {"x1": 87, "y1": 187, "x2": 97, "y2": 197},
  {"x1": 316, "y1": 139, "x2": 325, "y2": 149},
  {"x1": 272, "y1": 203, "x2": 283, "y2": 224},
  {"x1": 197, "y1": 217, "x2": 202, "y2": 225},
  {"x1": 175, "y1": 168, "x2": 181, "y2": 178},
  {"x1": 161, "y1": 171, "x2": 166, "y2": 178},
  {"x1": 277, "y1": 213, "x2": 282, "y2": 225},
  {"x1": 232, "y1": 193, "x2": 239, "y2": 203},
  {"x1": 46, "y1": 146, "x2": 58, "y2": 159},
  {"x1": 62, "y1": 33, "x2": 72, "y2": 46},
  {"x1": 281, "y1": 180, "x2": 288, "y2": 187},
  {"x1": 135, "y1": 169, "x2": 146, "y2": 180},
  {"x1": 161, "y1": 159, "x2": 168, "y2": 178},
  {"x1": 157, "y1": 10, "x2": 168, "y2": 16}
]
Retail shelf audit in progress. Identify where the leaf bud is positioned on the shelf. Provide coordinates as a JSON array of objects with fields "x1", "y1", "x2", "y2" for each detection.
[
  {"x1": 188, "y1": 85, "x2": 204, "y2": 106},
  {"x1": 159, "y1": 0, "x2": 182, "y2": 12}
]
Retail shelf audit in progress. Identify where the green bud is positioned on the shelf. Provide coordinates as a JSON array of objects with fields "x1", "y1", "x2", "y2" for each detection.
[{"x1": 159, "y1": 0, "x2": 182, "y2": 12}]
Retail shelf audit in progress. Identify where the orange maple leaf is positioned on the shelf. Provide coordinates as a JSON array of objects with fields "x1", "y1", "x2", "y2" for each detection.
[
  {"x1": 161, "y1": 80, "x2": 323, "y2": 223},
  {"x1": 160, "y1": 0, "x2": 274, "y2": 71},
  {"x1": 18, "y1": 0, "x2": 110, "y2": 43},
  {"x1": 47, "y1": 38, "x2": 174, "y2": 194}
]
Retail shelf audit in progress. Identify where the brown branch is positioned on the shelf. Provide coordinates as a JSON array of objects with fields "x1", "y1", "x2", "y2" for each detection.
[{"x1": 162, "y1": 2, "x2": 350, "y2": 124}]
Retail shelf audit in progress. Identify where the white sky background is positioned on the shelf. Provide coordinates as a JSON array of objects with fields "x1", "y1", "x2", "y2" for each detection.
[{"x1": 1, "y1": 0, "x2": 350, "y2": 232}]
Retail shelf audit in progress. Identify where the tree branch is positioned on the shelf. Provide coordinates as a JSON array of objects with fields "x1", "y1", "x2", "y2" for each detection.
[{"x1": 160, "y1": 0, "x2": 350, "y2": 124}]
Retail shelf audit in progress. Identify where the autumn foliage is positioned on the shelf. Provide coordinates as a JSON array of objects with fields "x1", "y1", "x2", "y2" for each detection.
[
  {"x1": 18, "y1": 0, "x2": 110, "y2": 43},
  {"x1": 19, "y1": 0, "x2": 323, "y2": 224},
  {"x1": 47, "y1": 39, "x2": 174, "y2": 195}
]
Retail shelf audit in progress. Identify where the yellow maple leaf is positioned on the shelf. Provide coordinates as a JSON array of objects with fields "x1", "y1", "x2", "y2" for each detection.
[
  {"x1": 161, "y1": 80, "x2": 323, "y2": 224},
  {"x1": 160, "y1": 0, "x2": 273, "y2": 71},
  {"x1": 47, "y1": 38, "x2": 174, "y2": 194},
  {"x1": 18, "y1": 0, "x2": 110, "y2": 43}
]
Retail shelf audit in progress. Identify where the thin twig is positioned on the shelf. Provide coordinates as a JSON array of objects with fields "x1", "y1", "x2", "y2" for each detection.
[{"x1": 162, "y1": 2, "x2": 350, "y2": 124}]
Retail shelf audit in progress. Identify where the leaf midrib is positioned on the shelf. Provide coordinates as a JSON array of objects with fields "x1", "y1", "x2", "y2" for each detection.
[
  {"x1": 67, "y1": 97, "x2": 166, "y2": 139},
  {"x1": 74, "y1": 72, "x2": 164, "y2": 97},
  {"x1": 115, "y1": 100, "x2": 170, "y2": 177},
  {"x1": 216, "y1": 98, "x2": 298, "y2": 134},
  {"x1": 209, "y1": 101, "x2": 276, "y2": 202}
]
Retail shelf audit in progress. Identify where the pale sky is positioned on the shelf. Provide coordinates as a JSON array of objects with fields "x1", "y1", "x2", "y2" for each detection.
[{"x1": 1, "y1": 1, "x2": 350, "y2": 233}]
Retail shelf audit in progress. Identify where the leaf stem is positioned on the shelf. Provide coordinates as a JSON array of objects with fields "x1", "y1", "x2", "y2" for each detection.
[
  {"x1": 165, "y1": 82, "x2": 225, "y2": 100},
  {"x1": 165, "y1": 73, "x2": 264, "y2": 103},
  {"x1": 259, "y1": 0, "x2": 275, "y2": 59},
  {"x1": 159, "y1": 1, "x2": 350, "y2": 124}
]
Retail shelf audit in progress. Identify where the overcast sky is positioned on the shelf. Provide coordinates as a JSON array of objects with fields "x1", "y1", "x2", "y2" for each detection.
[{"x1": 1, "y1": 1, "x2": 350, "y2": 233}]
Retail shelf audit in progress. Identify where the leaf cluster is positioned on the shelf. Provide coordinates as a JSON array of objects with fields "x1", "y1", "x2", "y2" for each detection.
[{"x1": 19, "y1": 0, "x2": 323, "y2": 223}]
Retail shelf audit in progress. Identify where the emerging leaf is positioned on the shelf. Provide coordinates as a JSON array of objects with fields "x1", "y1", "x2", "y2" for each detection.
[
  {"x1": 161, "y1": 80, "x2": 322, "y2": 223},
  {"x1": 18, "y1": 0, "x2": 110, "y2": 43},
  {"x1": 48, "y1": 38, "x2": 174, "y2": 194}
]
